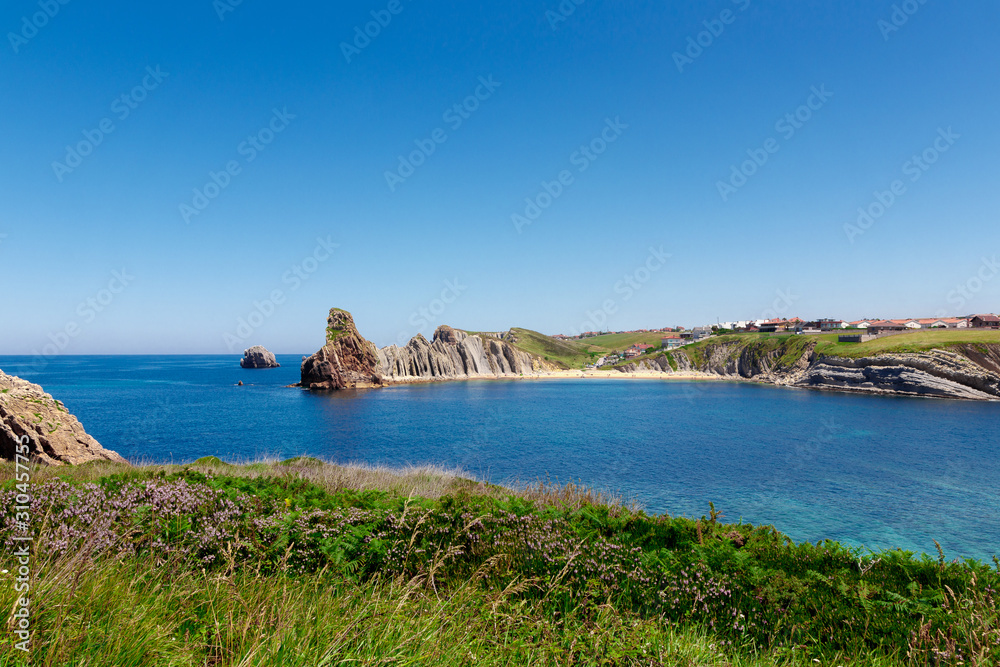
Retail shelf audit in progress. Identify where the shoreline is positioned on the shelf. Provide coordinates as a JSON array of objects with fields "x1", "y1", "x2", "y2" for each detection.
[
  {"x1": 370, "y1": 370, "x2": 729, "y2": 387},
  {"x1": 305, "y1": 369, "x2": 999, "y2": 402}
]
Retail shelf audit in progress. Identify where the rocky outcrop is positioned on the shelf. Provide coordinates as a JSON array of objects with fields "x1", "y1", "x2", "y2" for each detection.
[
  {"x1": 299, "y1": 309, "x2": 386, "y2": 391},
  {"x1": 797, "y1": 350, "x2": 1000, "y2": 400},
  {"x1": 300, "y1": 309, "x2": 559, "y2": 391},
  {"x1": 0, "y1": 370, "x2": 128, "y2": 465},
  {"x1": 612, "y1": 339, "x2": 1000, "y2": 401},
  {"x1": 241, "y1": 346, "x2": 280, "y2": 369},
  {"x1": 378, "y1": 326, "x2": 558, "y2": 381}
]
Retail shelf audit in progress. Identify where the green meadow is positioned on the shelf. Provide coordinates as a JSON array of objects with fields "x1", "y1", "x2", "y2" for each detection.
[{"x1": 2, "y1": 459, "x2": 997, "y2": 666}]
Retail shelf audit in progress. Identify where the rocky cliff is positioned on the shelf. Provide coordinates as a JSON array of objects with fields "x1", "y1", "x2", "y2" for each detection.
[
  {"x1": 241, "y1": 345, "x2": 280, "y2": 369},
  {"x1": 0, "y1": 369, "x2": 128, "y2": 465},
  {"x1": 612, "y1": 338, "x2": 1000, "y2": 401},
  {"x1": 300, "y1": 310, "x2": 558, "y2": 390},
  {"x1": 797, "y1": 349, "x2": 1000, "y2": 400},
  {"x1": 300, "y1": 309, "x2": 386, "y2": 391},
  {"x1": 378, "y1": 326, "x2": 558, "y2": 382}
]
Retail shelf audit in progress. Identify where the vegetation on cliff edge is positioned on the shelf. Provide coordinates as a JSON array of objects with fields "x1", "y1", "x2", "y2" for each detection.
[{"x1": 1, "y1": 459, "x2": 997, "y2": 666}]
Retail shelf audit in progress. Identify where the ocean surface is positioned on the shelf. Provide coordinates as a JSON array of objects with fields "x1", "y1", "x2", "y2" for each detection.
[{"x1": 3, "y1": 355, "x2": 998, "y2": 562}]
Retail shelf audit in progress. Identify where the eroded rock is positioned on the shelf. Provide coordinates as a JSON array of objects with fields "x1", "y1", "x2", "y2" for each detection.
[
  {"x1": 300, "y1": 309, "x2": 386, "y2": 391},
  {"x1": 377, "y1": 325, "x2": 558, "y2": 382},
  {"x1": 0, "y1": 370, "x2": 128, "y2": 465},
  {"x1": 241, "y1": 346, "x2": 280, "y2": 369}
]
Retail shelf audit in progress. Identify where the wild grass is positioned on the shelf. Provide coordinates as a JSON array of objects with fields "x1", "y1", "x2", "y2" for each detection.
[
  {"x1": 3, "y1": 555, "x2": 924, "y2": 667},
  {"x1": 1, "y1": 459, "x2": 997, "y2": 666},
  {"x1": 0, "y1": 458, "x2": 635, "y2": 516}
]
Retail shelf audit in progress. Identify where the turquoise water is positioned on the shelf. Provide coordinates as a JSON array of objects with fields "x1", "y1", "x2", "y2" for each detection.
[{"x1": 3, "y1": 355, "x2": 998, "y2": 562}]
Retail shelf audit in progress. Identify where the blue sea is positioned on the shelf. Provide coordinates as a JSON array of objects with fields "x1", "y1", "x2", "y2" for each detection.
[{"x1": 2, "y1": 355, "x2": 998, "y2": 562}]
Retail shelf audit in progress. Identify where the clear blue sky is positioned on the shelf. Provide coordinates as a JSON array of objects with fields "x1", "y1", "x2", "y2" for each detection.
[{"x1": 2, "y1": 0, "x2": 998, "y2": 355}]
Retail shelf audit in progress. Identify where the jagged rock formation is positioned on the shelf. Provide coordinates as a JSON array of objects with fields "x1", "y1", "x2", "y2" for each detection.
[
  {"x1": 300, "y1": 310, "x2": 559, "y2": 391},
  {"x1": 300, "y1": 309, "x2": 386, "y2": 391},
  {"x1": 797, "y1": 350, "x2": 1000, "y2": 400},
  {"x1": 612, "y1": 339, "x2": 1000, "y2": 401},
  {"x1": 378, "y1": 326, "x2": 557, "y2": 381},
  {"x1": 0, "y1": 369, "x2": 128, "y2": 465},
  {"x1": 241, "y1": 346, "x2": 280, "y2": 369}
]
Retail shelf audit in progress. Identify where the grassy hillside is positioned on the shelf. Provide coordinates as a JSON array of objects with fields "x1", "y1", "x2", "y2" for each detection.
[
  {"x1": 2, "y1": 459, "x2": 998, "y2": 666},
  {"x1": 812, "y1": 328, "x2": 1000, "y2": 358},
  {"x1": 578, "y1": 331, "x2": 673, "y2": 352},
  {"x1": 650, "y1": 330, "x2": 1000, "y2": 367},
  {"x1": 486, "y1": 328, "x2": 1000, "y2": 373},
  {"x1": 504, "y1": 330, "x2": 674, "y2": 369},
  {"x1": 504, "y1": 328, "x2": 600, "y2": 368}
]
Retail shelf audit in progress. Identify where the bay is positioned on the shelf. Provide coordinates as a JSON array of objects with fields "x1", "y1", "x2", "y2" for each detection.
[{"x1": 3, "y1": 354, "x2": 997, "y2": 562}]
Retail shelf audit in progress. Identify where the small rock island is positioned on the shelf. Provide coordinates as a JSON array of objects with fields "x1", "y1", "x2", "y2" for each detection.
[{"x1": 241, "y1": 346, "x2": 280, "y2": 369}]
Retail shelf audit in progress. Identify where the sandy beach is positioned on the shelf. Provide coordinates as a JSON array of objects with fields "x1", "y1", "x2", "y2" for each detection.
[
  {"x1": 376, "y1": 369, "x2": 730, "y2": 387},
  {"x1": 529, "y1": 369, "x2": 723, "y2": 381}
]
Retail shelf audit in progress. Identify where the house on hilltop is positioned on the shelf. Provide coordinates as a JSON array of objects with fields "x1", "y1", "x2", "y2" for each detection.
[
  {"x1": 971, "y1": 314, "x2": 1000, "y2": 328},
  {"x1": 624, "y1": 343, "x2": 655, "y2": 359},
  {"x1": 661, "y1": 336, "x2": 684, "y2": 349},
  {"x1": 868, "y1": 320, "x2": 907, "y2": 334}
]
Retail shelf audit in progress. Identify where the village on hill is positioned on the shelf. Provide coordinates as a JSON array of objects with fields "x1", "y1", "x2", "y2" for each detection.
[{"x1": 553, "y1": 313, "x2": 1000, "y2": 367}]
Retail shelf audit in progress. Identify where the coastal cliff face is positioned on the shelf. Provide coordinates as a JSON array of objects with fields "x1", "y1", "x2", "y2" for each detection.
[
  {"x1": 378, "y1": 326, "x2": 557, "y2": 381},
  {"x1": 797, "y1": 350, "x2": 1000, "y2": 400},
  {"x1": 614, "y1": 339, "x2": 1000, "y2": 401},
  {"x1": 300, "y1": 309, "x2": 386, "y2": 391},
  {"x1": 0, "y1": 369, "x2": 128, "y2": 465},
  {"x1": 300, "y1": 310, "x2": 559, "y2": 390}
]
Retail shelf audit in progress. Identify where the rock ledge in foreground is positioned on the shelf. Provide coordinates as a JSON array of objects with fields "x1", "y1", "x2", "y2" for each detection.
[{"x1": 0, "y1": 369, "x2": 128, "y2": 465}]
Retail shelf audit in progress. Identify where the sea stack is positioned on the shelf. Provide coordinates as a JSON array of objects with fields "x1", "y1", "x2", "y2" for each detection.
[
  {"x1": 0, "y1": 369, "x2": 128, "y2": 465},
  {"x1": 241, "y1": 346, "x2": 280, "y2": 369},
  {"x1": 299, "y1": 309, "x2": 385, "y2": 391}
]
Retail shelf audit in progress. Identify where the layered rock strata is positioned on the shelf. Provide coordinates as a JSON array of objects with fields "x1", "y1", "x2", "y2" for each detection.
[
  {"x1": 377, "y1": 326, "x2": 556, "y2": 382},
  {"x1": 299, "y1": 309, "x2": 386, "y2": 390},
  {"x1": 612, "y1": 340, "x2": 1000, "y2": 401},
  {"x1": 300, "y1": 310, "x2": 557, "y2": 390}
]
